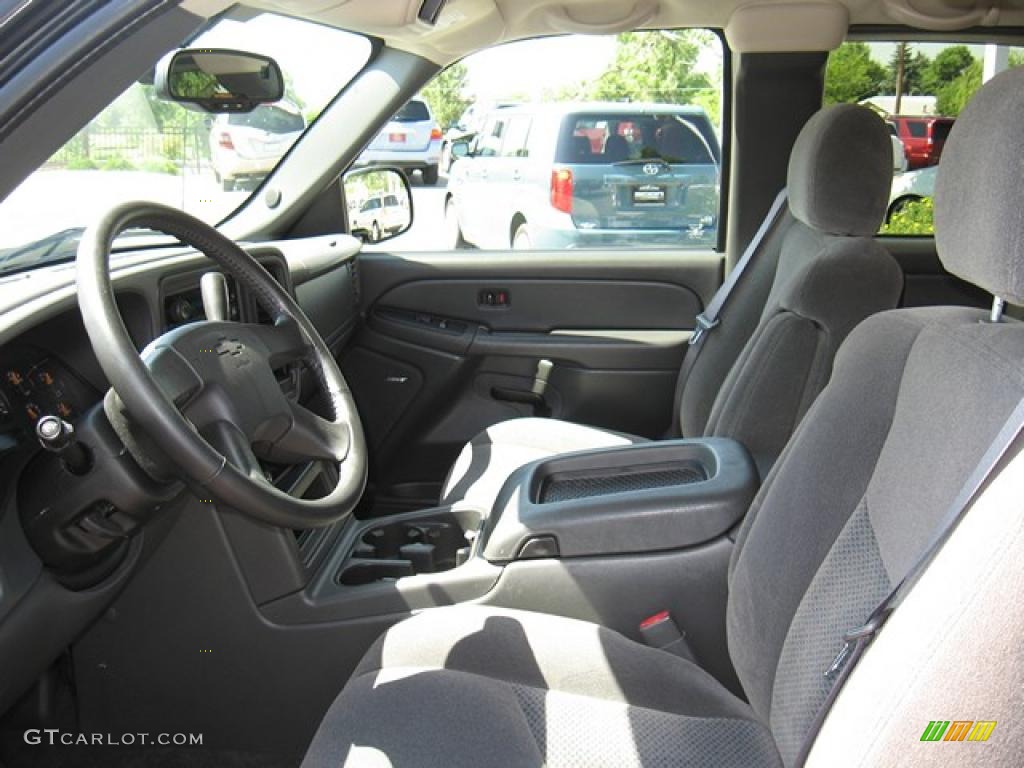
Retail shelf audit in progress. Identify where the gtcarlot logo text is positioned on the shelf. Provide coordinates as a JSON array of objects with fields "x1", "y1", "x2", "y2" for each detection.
[{"x1": 24, "y1": 729, "x2": 203, "y2": 747}]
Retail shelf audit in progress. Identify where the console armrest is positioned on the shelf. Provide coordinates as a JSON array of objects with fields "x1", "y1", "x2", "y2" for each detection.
[{"x1": 482, "y1": 438, "x2": 758, "y2": 562}]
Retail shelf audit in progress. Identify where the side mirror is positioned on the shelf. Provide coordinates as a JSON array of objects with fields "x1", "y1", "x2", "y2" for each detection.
[
  {"x1": 155, "y1": 49, "x2": 284, "y2": 113},
  {"x1": 450, "y1": 139, "x2": 472, "y2": 160},
  {"x1": 343, "y1": 168, "x2": 413, "y2": 244}
]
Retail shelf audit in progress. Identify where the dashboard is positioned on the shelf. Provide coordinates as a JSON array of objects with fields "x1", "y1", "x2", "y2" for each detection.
[
  {"x1": 0, "y1": 235, "x2": 361, "y2": 460},
  {"x1": 0, "y1": 345, "x2": 99, "y2": 442}
]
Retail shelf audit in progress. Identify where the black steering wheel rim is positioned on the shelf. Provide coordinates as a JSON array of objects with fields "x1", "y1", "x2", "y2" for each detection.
[{"x1": 76, "y1": 201, "x2": 367, "y2": 529}]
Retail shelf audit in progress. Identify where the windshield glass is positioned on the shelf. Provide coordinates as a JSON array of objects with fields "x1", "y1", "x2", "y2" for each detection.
[{"x1": 0, "y1": 13, "x2": 370, "y2": 277}]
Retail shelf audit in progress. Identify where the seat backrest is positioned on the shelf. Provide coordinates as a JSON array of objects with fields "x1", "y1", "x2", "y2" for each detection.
[
  {"x1": 678, "y1": 104, "x2": 903, "y2": 476},
  {"x1": 603, "y1": 133, "x2": 629, "y2": 162},
  {"x1": 725, "y1": 68, "x2": 1024, "y2": 766}
]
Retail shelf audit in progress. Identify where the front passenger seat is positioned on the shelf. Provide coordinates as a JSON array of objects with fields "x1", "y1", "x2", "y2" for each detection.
[
  {"x1": 303, "y1": 68, "x2": 1024, "y2": 767},
  {"x1": 443, "y1": 104, "x2": 902, "y2": 511}
]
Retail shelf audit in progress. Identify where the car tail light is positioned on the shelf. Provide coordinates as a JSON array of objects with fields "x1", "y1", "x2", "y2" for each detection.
[
  {"x1": 430, "y1": 126, "x2": 443, "y2": 140},
  {"x1": 551, "y1": 168, "x2": 573, "y2": 213},
  {"x1": 218, "y1": 132, "x2": 235, "y2": 150}
]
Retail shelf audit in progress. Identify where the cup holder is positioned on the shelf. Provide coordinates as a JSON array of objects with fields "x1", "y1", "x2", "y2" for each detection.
[{"x1": 337, "y1": 509, "x2": 483, "y2": 587}]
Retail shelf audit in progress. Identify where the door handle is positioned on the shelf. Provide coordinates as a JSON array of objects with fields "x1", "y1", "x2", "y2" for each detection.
[{"x1": 512, "y1": 171, "x2": 522, "y2": 181}]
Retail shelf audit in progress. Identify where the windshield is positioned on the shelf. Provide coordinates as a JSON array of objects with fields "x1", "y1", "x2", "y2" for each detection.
[
  {"x1": 394, "y1": 100, "x2": 431, "y2": 123},
  {"x1": 0, "y1": 13, "x2": 370, "y2": 277}
]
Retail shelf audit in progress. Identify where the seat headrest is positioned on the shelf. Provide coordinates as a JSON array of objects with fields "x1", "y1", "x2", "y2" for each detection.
[
  {"x1": 935, "y1": 67, "x2": 1024, "y2": 306},
  {"x1": 787, "y1": 104, "x2": 891, "y2": 236}
]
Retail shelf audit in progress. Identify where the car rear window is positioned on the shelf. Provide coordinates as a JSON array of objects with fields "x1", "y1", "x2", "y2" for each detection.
[
  {"x1": 906, "y1": 121, "x2": 927, "y2": 138},
  {"x1": 555, "y1": 114, "x2": 719, "y2": 166},
  {"x1": 931, "y1": 121, "x2": 953, "y2": 141},
  {"x1": 228, "y1": 106, "x2": 304, "y2": 134},
  {"x1": 394, "y1": 100, "x2": 431, "y2": 122}
]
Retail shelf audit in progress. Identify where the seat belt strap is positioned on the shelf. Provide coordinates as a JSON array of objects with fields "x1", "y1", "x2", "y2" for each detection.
[
  {"x1": 689, "y1": 188, "x2": 789, "y2": 348},
  {"x1": 669, "y1": 189, "x2": 789, "y2": 436},
  {"x1": 794, "y1": 393, "x2": 1024, "y2": 767}
]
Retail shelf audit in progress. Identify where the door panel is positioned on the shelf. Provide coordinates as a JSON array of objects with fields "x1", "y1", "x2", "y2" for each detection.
[
  {"x1": 342, "y1": 249, "x2": 722, "y2": 511},
  {"x1": 879, "y1": 236, "x2": 991, "y2": 309}
]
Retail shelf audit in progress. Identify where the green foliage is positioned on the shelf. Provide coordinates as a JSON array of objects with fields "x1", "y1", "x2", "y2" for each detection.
[
  {"x1": 824, "y1": 43, "x2": 887, "y2": 105},
  {"x1": 421, "y1": 62, "x2": 471, "y2": 129},
  {"x1": 66, "y1": 156, "x2": 98, "y2": 170},
  {"x1": 99, "y1": 154, "x2": 136, "y2": 171},
  {"x1": 879, "y1": 197, "x2": 934, "y2": 235},
  {"x1": 587, "y1": 31, "x2": 716, "y2": 118},
  {"x1": 923, "y1": 46, "x2": 974, "y2": 93},
  {"x1": 161, "y1": 134, "x2": 185, "y2": 162},
  {"x1": 882, "y1": 44, "x2": 932, "y2": 96},
  {"x1": 140, "y1": 158, "x2": 181, "y2": 175},
  {"x1": 935, "y1": 60, "x2": 982, "y2": 116}
]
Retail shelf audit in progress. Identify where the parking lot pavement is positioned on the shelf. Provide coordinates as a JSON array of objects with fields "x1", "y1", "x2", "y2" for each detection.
[
  {"x1": 0, "y1": 168, "x2": 246, "y2": 250},
  {"x1": 0, "y1": 166, "x2": 450, "y2": 254},
  {"x1": 365, "y1": 173, "x2": 450, "y2": 253}
]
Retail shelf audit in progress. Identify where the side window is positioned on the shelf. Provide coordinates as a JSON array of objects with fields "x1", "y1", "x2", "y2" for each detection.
[
  {"x1": 824, "y1": 41, "x2": 1024, "y2": 237},
  {"x1": 368, "y1": 29, "x2": 724, "y2": 253},
  {"x1": 477, "y1": 119, "x2": 505, "y2": 157},
  {"x1": 500, "y1": 116, "x2": 531, "y2": 158}
]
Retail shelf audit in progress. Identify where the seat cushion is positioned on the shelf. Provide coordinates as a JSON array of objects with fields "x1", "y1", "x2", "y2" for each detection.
[
  {"x1": 302, "y1": 606, "x2": 781, "y2": 768},
  {"x1": 440, "y1": 417, "x2": 644, "y2": 511}
]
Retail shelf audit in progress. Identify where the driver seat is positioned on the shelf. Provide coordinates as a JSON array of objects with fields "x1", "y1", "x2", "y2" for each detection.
[{"x1": 302, "y1": 70, "x2": 1024, "y2": 767}]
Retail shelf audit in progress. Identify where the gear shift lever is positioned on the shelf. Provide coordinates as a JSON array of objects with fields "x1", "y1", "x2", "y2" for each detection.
[{"x1": 200, "y1": 272, "x2": 230, "y2": 322}]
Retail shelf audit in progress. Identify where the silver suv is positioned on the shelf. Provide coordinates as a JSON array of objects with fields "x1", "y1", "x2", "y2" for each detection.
[
  {"x1": 355, "y1": 98, "x2": 443, "y2": 185},
  {"x1": 445, "y1": 102, "x2": 721, "y2": 249}
]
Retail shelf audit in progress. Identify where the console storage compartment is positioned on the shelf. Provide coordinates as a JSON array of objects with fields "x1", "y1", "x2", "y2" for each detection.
[
  {"x1": 337, "y1": 507, "x2": 484, "y2": 586},
  {"x1": 483, "y1": 438, "x2": 757, "y2": 562}
]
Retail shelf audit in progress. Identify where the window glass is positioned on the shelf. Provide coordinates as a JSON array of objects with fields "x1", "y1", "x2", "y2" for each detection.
[
  {"x1": 372, "y1": 29, "x2": 723, "y2": 252},
  {"x1": 394, "y1": 100, "x2": 431, "y2": 122},
  {"x1": 823, "y1": 41, "x2": 1024, "y2": 237},
  {"x1": 476, "y1": 118, "x2": 505, "y2": 157},
  {"x1": 0, "y1": 13, "x2": 370, "y2": 274},
  {"x1": 500, "y1": 116, "x2": 531, "y2": 158}
]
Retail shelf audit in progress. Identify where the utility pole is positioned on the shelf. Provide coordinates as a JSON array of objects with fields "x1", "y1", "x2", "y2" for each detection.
[{"x1": 894, "y1": 42, "x2": 906, "y2": 115}]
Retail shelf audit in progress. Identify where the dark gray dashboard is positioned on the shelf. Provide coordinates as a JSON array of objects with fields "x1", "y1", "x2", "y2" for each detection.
[
  {"x1": 0, "y1": 234, "x2": 362, "y2": 453},
  {"x1": 0, "y1": 233, "x2": 362, "y2": 712}
]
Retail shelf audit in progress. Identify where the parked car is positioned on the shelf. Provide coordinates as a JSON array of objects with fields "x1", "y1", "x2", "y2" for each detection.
[
  {"x1": 888, "y1": 121, "x2": 908, "y2": 173},
  {"x1": 442, "y1": 101, "x2": 520, "y2": 171},
  {"x1": 209, "y1": 102, "x2": 305, "y2": 191},
  {"x1": 887, "y1": 164, "x2": 936, "y2": 220},
  {"x1": 888, "y1": 115, "x2": 954, "y2": 170},
  {"x1": 348, "y1": 193, "x2": 407, "y2": 242},
  {"x1": 354, "y1": 98, "x2": 443, "y2": 184},
  {"x1": 445, "y1": 102, "x2": 721, "y2": 249}
]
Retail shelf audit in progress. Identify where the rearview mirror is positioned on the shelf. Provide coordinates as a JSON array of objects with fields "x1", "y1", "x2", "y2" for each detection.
[
  {"x1": 155, "y1": 49, "x2": 284, "y2": 113},
  {"x1": 450, "y1": 139, "x2": 472, "y2": 160},
  {"x1": 343, "y1": 168, "x2": 413, "y2": 244}
]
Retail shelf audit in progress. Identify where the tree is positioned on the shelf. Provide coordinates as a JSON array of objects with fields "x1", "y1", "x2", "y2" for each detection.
[
  {"x1": 586, "y1": 30, "x2": 717, "y2": 123},
  {"x1": 421, "y1": 61, "x2": 471, "y2": 129},
  {"x1": 883, "y1": 45, "x2": 931, "y2": 96},
  {"x1": 923, "y1": 45, "x2": 975, "y2": 93},
  {"x1": 935, "y1": 60, "x2": 982, "y2": 116},
  {"x1": 824, "y1": 42, "x2": 887, "y2": 105}
]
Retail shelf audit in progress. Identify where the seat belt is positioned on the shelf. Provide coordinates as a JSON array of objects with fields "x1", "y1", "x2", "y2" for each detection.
[
  {"x1": 794, "y1": 393, "x2": 1024, "y2": 767},
  {"x1": 670, "y1": 189, "x2": 789, "y2": 436}
]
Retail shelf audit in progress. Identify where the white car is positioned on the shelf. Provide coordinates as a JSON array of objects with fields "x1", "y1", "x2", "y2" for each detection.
[
  {"x1": 349, "y1": 193, "x2": 407, "y2": 242},
  {"x1": 889, "y1": 122, "x2": 909, "y2": 174},
  {"x1": 209, "y1": 102, "x2": 305, "y2": 191},
  {"x1": 354, "y1": 98, "x2": 442, "y2": 185},
  {"x1": 888, "y1": 165, "x2": 936, "y2": 220}
]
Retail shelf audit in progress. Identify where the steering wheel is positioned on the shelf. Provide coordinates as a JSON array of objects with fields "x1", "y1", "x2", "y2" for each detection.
[{"x1": 77, "y1": 202, "x2": 367, "y2": 529}]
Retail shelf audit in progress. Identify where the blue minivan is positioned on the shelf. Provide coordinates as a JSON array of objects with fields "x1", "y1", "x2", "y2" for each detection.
[{"x1": 445, "y1": 102, "x2": 721, "y2": 249}]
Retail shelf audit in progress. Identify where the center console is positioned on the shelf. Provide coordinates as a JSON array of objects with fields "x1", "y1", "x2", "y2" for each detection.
[{"x1": 482, "y1": 437, "x2": 758, "y2": 562}]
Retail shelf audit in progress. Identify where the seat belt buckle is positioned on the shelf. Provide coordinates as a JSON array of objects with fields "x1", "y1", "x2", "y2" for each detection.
[
  {"x1": 639, "y1": 610, "x2": 696, "y2": 662},
  {"x1": 689, "y1": 313, "x2": 719, "y2": 346},
  {"x1": 824, "y1": 608, "x2": 893, "y2": 681}
]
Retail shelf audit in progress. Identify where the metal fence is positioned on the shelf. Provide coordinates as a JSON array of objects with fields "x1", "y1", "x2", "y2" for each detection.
[{"x1": 46, "y1": 125, "x2": 211, "y2": 172}]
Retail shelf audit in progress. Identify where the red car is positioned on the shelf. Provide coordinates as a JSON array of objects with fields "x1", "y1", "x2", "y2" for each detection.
[{"x1": 888, "y1": 115, "x2": 955, "y2": 169}]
